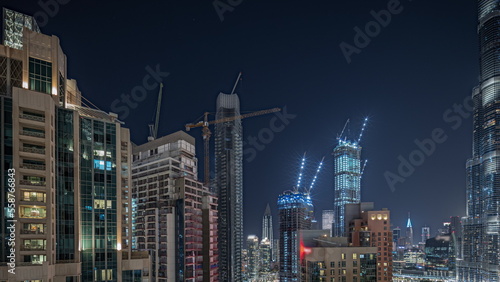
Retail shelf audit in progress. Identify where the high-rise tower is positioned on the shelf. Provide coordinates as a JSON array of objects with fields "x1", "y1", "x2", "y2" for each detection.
[
  {"x1": 262, "y1": 203, "x2": 274, "y2": 261},
  {"x1": 333, "y1": 119, "x2": 367, "y2": 237},
  {"x1": 215, "y1": 93, "x2": 243, "y2": 281},
  {"x1": 277, "y1": 190, "x2": 314, "y2": 281},
  {"x1": 406, "y1": 213, "x2": 414, "y2": 248},
  {"x1": 460, "y1": 1, "x2": 500, "y2": 280},
  {"x1": 421, "y1": 226, "x2": 430, "y2": 244},
  {"x1": 0, "y1": 8, "x2": 150, "y2": 281}
]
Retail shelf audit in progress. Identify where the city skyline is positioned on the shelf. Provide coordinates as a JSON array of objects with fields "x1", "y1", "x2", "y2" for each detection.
[{"x1": 0, "y1": 1, "x2": 484, "y2": 280}]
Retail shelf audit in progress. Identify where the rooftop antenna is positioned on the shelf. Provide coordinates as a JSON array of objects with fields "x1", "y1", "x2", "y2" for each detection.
[
  {"x1": 296, "y1": 152, "x2": 306, "y2": 191},
  {"x1": 337, "y1": 119, "x2": 350, "y2": 142},
  {"x1": 357, "y1": 117, "x2": 368, "y2": 144},
  {"x1": 308, "y1": 156, "x2": 325, "y2": 193}
]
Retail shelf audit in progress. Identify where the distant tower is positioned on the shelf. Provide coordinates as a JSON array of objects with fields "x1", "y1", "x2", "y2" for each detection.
[
  {"x1": 333, "y1": 118, "x2": 367, "y2": 237},
  {"x1": 406, "y1": 213, "x2": 414, "y2": 248},
  {"x1": 262, "y1": 203, "x2": 273, "y2": 243},
  {"x1": 247, "y1": 235, "x2": 260, "y2": 279},
  {"x1": 393, "y1": 227, "x2": 401, "y2": 244},
  {"x1": 322, "y1": 210, "x2": 334, "y2": 236},
  {"x1": 215, "y1": 93, "x2": 243, "y2": 281},
  {"x1": 260, "y1": 238, "x2": 272, "y2": 273},
  {"x1": 421, "y1": 226, "x2": 430, "y2": 243},
  {"x1": 262, "y1": 203, "x2": 274, "y2": 262},
  {"x1": 278, "y1": 191, "x2": 314, "y2": 281}
]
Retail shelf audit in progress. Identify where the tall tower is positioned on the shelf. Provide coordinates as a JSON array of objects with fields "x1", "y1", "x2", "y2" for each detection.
[
  {"x1": 333, "y1": 119, "x2": 366, "y2": 237},
  {"x1": 215, "y1": 93, "x2": 243, "y2": 281},
  {"x1": 406, "y1": 213, "x2": 414, "y2": 248},
  {"x1": 460, "y1": 1, "x2": 500, "y2": 280},
  {"x1": 421, "y1": 226, "x2": 430, "y2": 244},
  {"x1": 262, "y1": 203, "x2": 274, "y2": 260},
  {"x1": 278, "y1": 190, "x2": 314, "y2": 281},
  {"x1": 322, "y1": 210, "x2": 334, "y2": 236},
  {"x1": 246, "y1": 235, "x2": 260, "y2": 279}
]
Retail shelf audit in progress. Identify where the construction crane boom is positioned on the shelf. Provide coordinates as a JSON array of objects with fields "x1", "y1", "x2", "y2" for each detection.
[
  {"x1": 186, "y1": 107, "x2": 281, "y2": 130},
  {"x1": 148, "y1": 83, "x2": 164, "y2": 141},
  {"x1": 186, "y1": 107, "x2": 281, "y2": 185}
]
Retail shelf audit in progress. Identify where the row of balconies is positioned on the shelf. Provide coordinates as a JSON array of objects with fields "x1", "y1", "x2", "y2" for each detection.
[
  {"x1": 20, "y1": 163, "x2": 46, "y2": 171},
  {"x1": 21, "y1": 129, "x2": 45, "y2": 138},
  {"x1": 21, "y1": 146, "x2": 45, "y2": 155},
  {"x1": 20, "y1": 112, "x2": 45, "y2": 123}
]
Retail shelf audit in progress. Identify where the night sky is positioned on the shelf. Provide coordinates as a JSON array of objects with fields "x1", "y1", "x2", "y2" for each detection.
[{"x1": 5, "y1": 0, "x2": 478, "y2": 243}]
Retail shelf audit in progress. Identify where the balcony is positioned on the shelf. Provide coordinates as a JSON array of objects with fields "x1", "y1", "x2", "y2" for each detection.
[
  {"x1": 21, "y1": 245, "x2": 46, "y2": 251},
  {"x1": 20, "y1": 229, "x2": 45, "y2": 235},
  {"x1": 21, "y1": 163, "x2": 46, "y2": 171},
  {"x1": 21, "y1": 130, "x2": 46, "y2": 138},
  {"x1": 20, "y1": 180, "x2": 46, "y2": 187},
  {"x1": 22, "y1": 147, "x2": 46, "y2": 155},
  {"x1": 20, "y1": 113, "x2": 45, "y2": 122}
]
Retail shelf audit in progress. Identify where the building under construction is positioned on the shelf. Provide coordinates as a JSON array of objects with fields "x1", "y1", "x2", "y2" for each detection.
[{"x1": 333, "y1": 118, "x2": 368, "y2": 237}]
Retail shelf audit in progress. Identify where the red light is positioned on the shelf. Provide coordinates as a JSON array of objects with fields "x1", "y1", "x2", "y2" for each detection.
[{"x1": 300, "y1": 240, "x2": 311, "y2": 260}]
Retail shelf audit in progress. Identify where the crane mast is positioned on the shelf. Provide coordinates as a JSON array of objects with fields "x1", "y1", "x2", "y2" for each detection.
[{"x1": 148, "y1": 83, "x2": 164, "y2": 141}]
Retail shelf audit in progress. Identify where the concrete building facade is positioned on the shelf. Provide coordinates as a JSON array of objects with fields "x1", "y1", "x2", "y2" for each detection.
[
  {"x1": 132, "y1": 131, "x2": 218, "y2": 282},
  {"x1": 0, "y1": 8, "x2": 149, "y2": 281}
]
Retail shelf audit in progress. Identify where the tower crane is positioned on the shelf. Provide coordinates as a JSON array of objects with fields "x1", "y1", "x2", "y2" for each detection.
[
  {"x1": 186, "y1": 107, "x2": 281, "y2": 185},
  {"x1": 148, "y1": 83, "x2": 164, "y2": 141}
]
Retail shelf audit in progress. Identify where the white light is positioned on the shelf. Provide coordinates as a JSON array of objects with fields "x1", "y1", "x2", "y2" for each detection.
[
  {"x1": 22, "y1": 81, "x2": 28, "y2": 89},
  {"x1": 52, "y1": 87, "x2": 57, "y2": 95},
  {"x1": 117, "y1": 243, "x2": 122, "y2": 251}
]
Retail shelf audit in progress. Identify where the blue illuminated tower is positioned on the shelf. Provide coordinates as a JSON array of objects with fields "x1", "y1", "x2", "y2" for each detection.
[
  {"x1": 406, "y1": 213, "x2": 414, "y2": 248},
  {"x1": 333, "y1": 119, "x2": 367, "y2": 237},
  {"x1": 277, "y1": 156, "x2": 323, "y2": 281},
  {"x1": 278, "y1": 191, "x2": 314, "y2": 281},
  {"x1": 460, "y1": 1, "x2": 500, "y2": 280}
]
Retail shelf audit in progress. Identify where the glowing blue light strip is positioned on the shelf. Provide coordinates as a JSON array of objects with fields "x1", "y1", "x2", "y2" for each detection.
[
  {"x1": 308, "y1": 156, "x2": 325, "y2": 192},
  {"x1": 357, "y1": 117, "x2": 368, "y2": 144},
  {"x1": 296, "y1": 153, "x2": 306, "y2": 189}
]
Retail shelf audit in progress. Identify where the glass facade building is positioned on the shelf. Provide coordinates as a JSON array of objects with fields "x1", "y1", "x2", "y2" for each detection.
[
  {"x1": 215, "y1": 92, "x2": 243, "y2": 281},
  {"x1": 460, "y1": 1, "x2": 500, "y2": 280},
  {"x1": 0, "y1": 8, "x2": 150, "y2": 281},
  {"x1": 80, "y1": 118, "x2": 118, "y2": 281},
  {"x1": 333, "y1": 140, "x2": 361, "y2": 237},
  {"x1": 278, "y1": 191, "x2": 313, "y2": 281}
]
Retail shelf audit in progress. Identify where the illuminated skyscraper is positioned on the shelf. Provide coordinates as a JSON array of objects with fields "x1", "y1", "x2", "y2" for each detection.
[
  {"x1": 215, "y1": 93, "x2": 243, "y2": 281},
  {"x1": 333, "y1": 118, "x2": 367, "y2": 237},
  {"x1": 247, "y1": 235, "x2": 260, "y2": 279},
  {"x1": 322, "y1": 210, "x2": 334, "y2": 236},
  {"x1": 460, "y1": 1, "x2": 500, "y2": 280},
  {"x1": 421, "y1": 226, "x2": 430, "y2": 244},
  {"x1": 278, "y1": 190, "x2": 314, "y2": 281},
  {"x1": 406, "y1": 213, "x2": 414, "y2": 248},
  {"x1": 261, "y1": 203, "x2": 274, "y2": 261}
]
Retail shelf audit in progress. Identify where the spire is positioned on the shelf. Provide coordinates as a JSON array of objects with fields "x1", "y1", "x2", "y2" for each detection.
[
  {"x1": 407, "y1": 212, "x2": 412, "y2": 228},
  {"x1": 264, "y1": 203, "x2": 271, "y2": 216}
]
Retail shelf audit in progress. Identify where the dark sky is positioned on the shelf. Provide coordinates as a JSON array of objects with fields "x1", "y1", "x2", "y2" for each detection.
[{"x1": 5, "y1": 0, "x2": 478, "y2": 242}]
